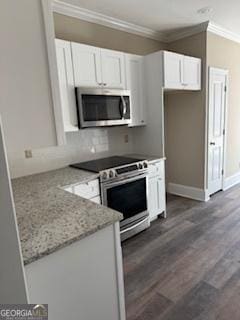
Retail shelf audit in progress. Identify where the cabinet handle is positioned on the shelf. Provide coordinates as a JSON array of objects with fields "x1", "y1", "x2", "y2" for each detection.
[
  {"x1": 98, "y1": 82, "x2": 102, "y2": 86},
  {"x1": 103, "y1": 83, "x2": 107, "y2": 86}
]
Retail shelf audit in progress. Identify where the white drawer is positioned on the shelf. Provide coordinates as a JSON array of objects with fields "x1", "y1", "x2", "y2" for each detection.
[
  {"x1": 90, "y1": 195, "x2": 102, "y2": 204},
  {"x1": 73, "y1": 179, "x2": 100, "y2": 199},
  {"x1": 148, "y1": 161, "x2": 164, "y2": 178},
  {"x1": 63, "y1": 186, "x2": 74, "y2": 193}
]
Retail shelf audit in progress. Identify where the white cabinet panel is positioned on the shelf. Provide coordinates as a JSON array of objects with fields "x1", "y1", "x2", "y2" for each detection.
[
  {"x1": 73, "y1": 179, "x2": 100, "y2": 199},
  {"x1": 163, "y1": 51, "x2": 183, "y2": 90},
  {"x1": 163, "y1": 51, "x2": 201, "y2": 91},
  {"x1": 183, "y1": 56, "x2": 201, "y2": 90},
  {"x1": 101, "y1": 49, "x2": 126, "y2": 88},
  {"x1": 71, "y1": 42, "x2": 102, "y2": 87},
  {"x1": 125, "y1": 54, "x2": 146, "y2": 127},
  {"x1": 91, "y1": 195, "x2": 102, "y2": 204},
  {"x1": 25, "y1": 223, "x2": 125, "y2": 320},
  {"x1": 55, "y1": 39, "x2": 78, "y2": 132},
  {"x1": 148, "y1": 161, "x2": 166, "y2": 221}
]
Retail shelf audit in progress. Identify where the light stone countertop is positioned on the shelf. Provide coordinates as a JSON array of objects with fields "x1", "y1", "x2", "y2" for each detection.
[{"x1": 11, "y1": 167, "x2": 122, "y2": 265}]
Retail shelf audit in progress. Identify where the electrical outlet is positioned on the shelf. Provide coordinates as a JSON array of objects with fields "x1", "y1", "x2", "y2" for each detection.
[
  {"x1": 124, "y1": 134, "x2": 129, "y2": 143},
  {"x1": 25, "y1": 150, "x2": 33, "y2": 159}
]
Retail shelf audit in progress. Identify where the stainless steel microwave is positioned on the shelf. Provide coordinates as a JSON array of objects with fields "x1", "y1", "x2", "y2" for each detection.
[{"x1": 76, "y1": 87, "x2": 131, "y2": 128}]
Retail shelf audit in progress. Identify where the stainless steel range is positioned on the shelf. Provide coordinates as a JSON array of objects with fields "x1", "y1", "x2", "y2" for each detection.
[{"x1": 71, "y1": 156, "x2": 150, "y2": 240}]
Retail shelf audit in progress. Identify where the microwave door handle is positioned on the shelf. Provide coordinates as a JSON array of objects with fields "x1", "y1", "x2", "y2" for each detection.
[{"x1": 120, "y1": 96, "x2": 127, "y2": 119}]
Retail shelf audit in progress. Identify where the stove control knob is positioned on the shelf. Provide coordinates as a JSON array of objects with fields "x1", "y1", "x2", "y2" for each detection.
[
  {"x1": 139, "y1": 163, "x2": 143, "y2": 169},
  {"x1": 109, "y1": 170, "x2": 115, "y2": 178},
  {"x1": 102, "y1": 171, "x2": 108, "y2": 180},
  {"x1": 143, "y1": 161, "x2": 148, "y2": 168}
]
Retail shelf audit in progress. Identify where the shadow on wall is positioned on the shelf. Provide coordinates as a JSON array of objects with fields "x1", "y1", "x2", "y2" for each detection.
[{"x1": 8, "y1": 126, "x2": 133, "y2": 179}]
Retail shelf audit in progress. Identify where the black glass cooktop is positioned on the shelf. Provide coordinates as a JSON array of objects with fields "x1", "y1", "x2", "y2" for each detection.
[{"x1": 70, "y1": 156, "x2": 143, "y2": 173}]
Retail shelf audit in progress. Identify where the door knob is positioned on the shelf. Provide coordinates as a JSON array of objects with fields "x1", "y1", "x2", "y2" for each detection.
[{"x1": 210, "y1": 142, "x2": 216, "y2": 146}]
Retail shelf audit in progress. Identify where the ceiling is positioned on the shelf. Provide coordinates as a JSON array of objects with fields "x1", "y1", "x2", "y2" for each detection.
[{"x1": 61, "y1": 0, "x2": 240, "y2": 36}]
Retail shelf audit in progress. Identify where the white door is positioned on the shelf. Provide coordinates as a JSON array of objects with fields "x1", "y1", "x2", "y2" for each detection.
[
  {"x1": 71, "y1": 42, "x2": 102, "y2": 87},
  {"x1": 55, "y1": 39, "x2": 78, "y2": 132},
  {"x1": 101, "y1": 49, "x2": 126, "y2": 88},
  {"x1": 208, "y1": 68, "x2": 228, "y2": 196},
  {"x1": 183, "y1": 56, "x2": 201, "y2": 90},
  {"x1": 125, "y1": 54, "x2": 146, "y2": 126},
  {"x1": 163, "y1": 51, "x2": 184, "y2": 90}
]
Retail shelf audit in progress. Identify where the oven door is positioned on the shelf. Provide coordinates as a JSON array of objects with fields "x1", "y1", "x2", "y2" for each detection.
[
  {"x1": 76, "y1": 88, "x2": 131, "y2": 128},
  {"x1": 101, "y1": 173, "x2": 149, "y2": 237}
]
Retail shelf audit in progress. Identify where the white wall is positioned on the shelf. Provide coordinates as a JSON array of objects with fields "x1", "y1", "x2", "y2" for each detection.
[
  {"x1": 9, "y1": 127, "x2": 133, "y2": 178},
  {"x1": 0, "y1": 119, "x2": 28, "y2": 303},
  {"x1": 0, "y1": 0, "x2": 133, "y2": 179},
  {"x1": 0, "y1": 0, "x2": 57, "y2": 153}
]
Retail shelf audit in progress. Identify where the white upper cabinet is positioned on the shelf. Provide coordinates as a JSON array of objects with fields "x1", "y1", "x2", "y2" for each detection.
[
  {"x1": 55, "y1": 39, "x2": 78, "y2": 132},
  {"x1": 182, "y1": 56, "x2": 201, "y2": 90},
  {"x1": 163, "y1": 51, "x2": 201, "y2": 91},
  {"x1": 71, "y1": 42, "x2": 102, "y2": 87},
  {"x1": 71, "y1": 43, "x2": 126, "y2": 89},
  {"x1": 125, "y1": 54, "x2": 146, "y2": 127},
  {"x1": 101, "y1": 49, "x2": 126, "y2": 88},
  {"x1": 163, "y1": 51, "x2": 183, "y2": 90}
]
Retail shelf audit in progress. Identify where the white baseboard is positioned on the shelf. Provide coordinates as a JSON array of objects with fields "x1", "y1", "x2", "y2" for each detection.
[
  {"x1": 167, "y1": 183, "x2": 209, "y2": 202},
  {"x1": 223, "y1": 171, "x2": 240, "y2": 191}
]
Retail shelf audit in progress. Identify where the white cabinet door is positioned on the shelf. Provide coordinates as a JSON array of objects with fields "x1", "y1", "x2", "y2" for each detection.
[
  {"x1": 163, "y1": 51, "x2": 184, "y2": 90},
  {"x1": 101, "y1": 49, "x2": 126, "y2": 88},
  {"x1": 125, "y1": 54, "x2": 146, "y2": 127},
  {"x1": 148, "y1": 161, "x2": 166, "y2": 221},
  {"x1": 55, "y1": 39, "x2": 78, "y2": 132},
  {"x1": 71, "y1": 42, "x2": 102, "y2": 87},
  {"x1": 148, "y1": 176, "x2": 159, "y2": 220},
  {"x1": 148, "y1": 176, "x2": 166, "y2": 221},
  {"x1": 183, "y1": 56, "x2": 201, "y2": 90}
]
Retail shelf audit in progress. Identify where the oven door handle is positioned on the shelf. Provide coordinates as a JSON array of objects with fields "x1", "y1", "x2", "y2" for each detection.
[
  {"x1": 102, "y1": 172, "x2": 148, "y2": 188},
  {"x1": 120, "y1": 217, "x2": 149, "y2": 234}
]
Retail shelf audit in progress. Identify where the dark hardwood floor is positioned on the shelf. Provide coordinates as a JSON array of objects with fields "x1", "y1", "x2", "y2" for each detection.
[{"x1": 122, "y1": 186, "x2": 240, "y2": 320}]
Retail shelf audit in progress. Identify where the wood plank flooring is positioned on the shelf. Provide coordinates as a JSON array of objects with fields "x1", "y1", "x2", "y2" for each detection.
[{"x1": 122, "y1": 187, "x2": 240, "y2": 320}]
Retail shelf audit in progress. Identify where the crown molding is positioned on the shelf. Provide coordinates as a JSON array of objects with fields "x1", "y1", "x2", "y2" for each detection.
[
  {"x1": 165, "y1": 22, "x2": 209, "y2": 43},
  {"x1": 207, "y1": 22, "x2": 240, "y2": 44},
  {"x1": 52, "y1": 1, "x2": 240, "y2": 45},
  {"x1": 52, "y1": 0, "x2": 166, "y2": 42}
]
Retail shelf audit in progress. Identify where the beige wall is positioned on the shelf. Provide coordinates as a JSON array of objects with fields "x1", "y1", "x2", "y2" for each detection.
[
  {"x1": 53, "y1": 13, "x2": 166, "y2": 55},
  {"x1": 0, "y1": 0, "x2": 57, "y2": 153},
  {"x1": 207, "y1": 32, "x2": 240, "y2": 178},
  {"x1": 164, "y1": 32, "x2": 207, "y2": 189}
]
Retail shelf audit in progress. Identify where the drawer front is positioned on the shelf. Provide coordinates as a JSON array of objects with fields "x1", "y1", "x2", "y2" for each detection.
[
  {"x1": 73, "y1": 179, "x2": 100, "y2": 199},
  {"x1": 90, "y1": 196, "x2": 102, "y2": 204},
  {"x1": 148, "y1": 161, "x2": 164, "y2": 178}
]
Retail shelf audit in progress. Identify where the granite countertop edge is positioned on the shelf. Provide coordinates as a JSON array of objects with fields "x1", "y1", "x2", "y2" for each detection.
[
  {"x1": 12, "y1": 167, "x2": 123, "y2": 266},
  {"x1": 23, "y1": 217, "x2": 121, "y2": 266}
]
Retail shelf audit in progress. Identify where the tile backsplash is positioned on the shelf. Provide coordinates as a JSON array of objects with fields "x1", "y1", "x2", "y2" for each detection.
[{"x1": 8, "y1": 127, "x2": 133, "y2": 178}]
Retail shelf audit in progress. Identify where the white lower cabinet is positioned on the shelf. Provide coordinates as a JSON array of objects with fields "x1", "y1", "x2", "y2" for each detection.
[
  {"x1": 25, "y1": 223, "x2": 126, "y2": 320},
  {"x1": 148, "y1": 160, "x2": 166, "y2": 221},
  {"x1": 63, "y1": 179, "x2": 101, "y2": 204}
]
